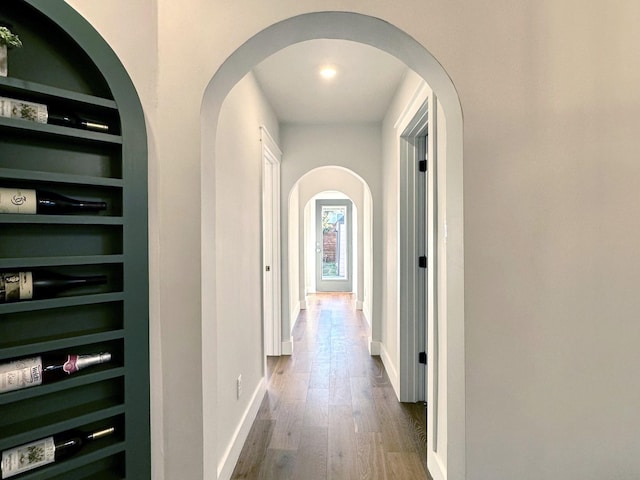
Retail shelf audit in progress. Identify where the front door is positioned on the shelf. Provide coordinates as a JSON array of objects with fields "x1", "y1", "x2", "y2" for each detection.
[{"x1": 315, "y1": 199, "x2": 352, "y2": 292}]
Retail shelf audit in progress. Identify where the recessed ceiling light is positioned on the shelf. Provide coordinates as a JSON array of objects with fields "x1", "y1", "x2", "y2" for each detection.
[{"x1": 320, "y1": 66, "x2": 337, "y2": 79}]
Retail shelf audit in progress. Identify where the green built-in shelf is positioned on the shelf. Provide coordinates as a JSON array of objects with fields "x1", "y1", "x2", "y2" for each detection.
[{"x1": 0, "y1": 1, "x2": 149, "y2": 479}]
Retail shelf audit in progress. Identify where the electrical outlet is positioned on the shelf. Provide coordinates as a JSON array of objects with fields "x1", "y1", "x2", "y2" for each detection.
[{"x1": 237, "y1": 375, "x2": 242, "y2": 399}]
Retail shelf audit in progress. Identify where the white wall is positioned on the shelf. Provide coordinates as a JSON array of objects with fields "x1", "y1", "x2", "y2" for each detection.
[
  {"x1": 64, "y1": 2, "x2": 640, "y2": 479},
  {"x1": 214, "y1": 71, "x2": 279, "y2": 472},
  {"x1": 280, "y1": 124, "x2": 383, "y2": 341}
]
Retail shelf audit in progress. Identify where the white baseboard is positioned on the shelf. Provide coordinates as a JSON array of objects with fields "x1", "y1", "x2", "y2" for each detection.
[
  {"x1": 369, "y1": 338, "x2": 381, "y2": 355},
  {"x1": 281, "y1": 338, "x2": 293, "y2": 355},
  {"x1": 283, "y1": 301, "x2": 301, "y2": 356},
  {"x1": 427, "y1": 451, "x2": 447, "y2": 480},
  {"x1": 217, "y1": 377, "x2": 266, "y2": 480},
  {"x1": 356, "y1": 299, "x2": 364, "y2": 310},
  {"x1": 380, "y1": 343, "x2": 400, "y2": 400}
]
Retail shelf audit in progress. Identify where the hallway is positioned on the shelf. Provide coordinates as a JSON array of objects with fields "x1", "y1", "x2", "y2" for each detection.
[{"x1": 231, "y1": 293, "x2": 432, "y2": 479}]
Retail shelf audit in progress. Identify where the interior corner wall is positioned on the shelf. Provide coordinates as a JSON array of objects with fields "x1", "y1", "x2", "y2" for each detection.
[{"x1": 214, "y1": 71, "x2": 279, "y2": 467}]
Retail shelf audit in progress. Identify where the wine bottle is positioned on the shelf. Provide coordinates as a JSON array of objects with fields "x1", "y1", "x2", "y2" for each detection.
[
  {"x1": 1, "y1": 426, "x2": 115, "y2": 478},
  {"x1": 0, "y1": 95, "x2": 109, "y2": 132},
  {"x1": 0, "y1": 352, "x2": 111, "y2": 393},
  {"x1": 47, "y1": 111, "x2": 110, "y2": 133},
  {"x1": 0, "y1": 96, "x2": 47, "y2": 123},
  {"x1": 0, "y1": 271, "x2": 107, "y2": 303},
  {"x1": 0, "y1": 188, "x2": 106, "y2": 214}
]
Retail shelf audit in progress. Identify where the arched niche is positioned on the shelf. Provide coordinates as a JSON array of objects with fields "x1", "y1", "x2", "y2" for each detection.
[{"x1": 0, "y1": 1, "x2": 149, "y2": 478}]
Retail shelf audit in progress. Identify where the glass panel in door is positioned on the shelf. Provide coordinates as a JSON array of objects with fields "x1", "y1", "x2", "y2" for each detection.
[{"x1": 315, "y1": 199, "x2": 352, "y2": 292}]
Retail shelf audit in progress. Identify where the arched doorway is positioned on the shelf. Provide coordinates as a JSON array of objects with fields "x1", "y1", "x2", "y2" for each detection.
[
  {"x1": 287, "y1": 166, "x2": 374, "y2": 350},
  {"x1": 201, "y1": 12, "x2": 464, "y2": 480}
]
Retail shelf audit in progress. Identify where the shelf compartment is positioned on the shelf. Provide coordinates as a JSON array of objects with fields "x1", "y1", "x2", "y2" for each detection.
[
  {"x1": 0, "y1": 377, "x2": 125, "y2": 443},
  {"x1": 0, "y1": 400, "x2": 125, "y2": 451},
  {"x1": 0, "y1": 215, "x2": 123, "y2": 225},
  {"x1": 0, "y1": 292, "x2": 124, "y2": 315},
  {"x1": 0, "y1": 366, "x2": 125, "y2": 406},
  {"x1": 0, "y1": 132, "x2": 122, "y2": 180},
  {"x1": 0, "y1": 224, "x2": 123, "y2": 258},
  {"x1": 0, "y1": 167, "x2": 123, "y2": 188},
  {"x1": 0, "y1": 181, "x2": 123, "y2": 217},
  {"x1": 0, "y1": 117, "x2": 122, "y2": 144},
  {"x1": 0, "y1": 76, "x2": 118, "y2": 111},
  {"x1": 22, "y1": 444, "x2": 126, "y2": 480},
  {"x1": 0, "y1": 255, "x2": 124, "y2": 269},
  {"x1": 0, "y1": 300, "x2": 123, "y2": 349},
  {"x1": 0, "y1": 330, "x2": 125, "y2": 362}
]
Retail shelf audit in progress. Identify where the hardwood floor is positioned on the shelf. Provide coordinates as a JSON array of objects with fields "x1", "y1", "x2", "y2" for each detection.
[{"x1": 231, "y1": 293, "x2": 432, "y2": 480}]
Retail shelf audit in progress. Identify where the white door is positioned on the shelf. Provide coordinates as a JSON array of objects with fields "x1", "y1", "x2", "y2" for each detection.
[{"x1": 261, "y1": 127, "x2": 281, "y2": 356}]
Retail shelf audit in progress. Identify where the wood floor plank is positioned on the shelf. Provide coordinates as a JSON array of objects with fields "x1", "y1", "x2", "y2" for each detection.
[
  {"x1": 372, "y1": 386, "x2": 417, "y2": 453},
  {"x1": 386, "y1": 451, "x2": 430, "y2": 480},
  {"x1": 231, "y1": 419, "x2": 274, "y2": 479},
  {"x1": 281, "y1": 372, "x2": 310, "y2": 403},
  {"x1": 350, "y1": 376, "x2": 380, "y2": 433},
  {"x1": 257, "y1": 449, "x2": 297, "y2": 480},
  {"x1": 309, "y1": 359, "x2": 331, "y2": 389},
  {"x1": 328, "y1": 405, "x2": 358, "y2": 480},
  {"x1": 330, "y1": 351, "x2": 349, "y2": 378},
  {"x1": 356, "y1": 432, "x2": 388, "y2": 480},
  {"x1": 329, "y1": 374, "x2": 352, "y2": 406},
  {"x1": 268, "y1": 401, "x2": 305, "y2": 450},
  {"x1": 347, "y1": 345, "x2": 371, "y2": 377},
  {"x1": 303, "y1": 388, "x2": 329, "y2": 427},
  {"x1": 291, "y1": 350, "x2": 314, "y2": 373},
  {"x1": 291, "y1": 426, "x2": 328, "y2": 480}
]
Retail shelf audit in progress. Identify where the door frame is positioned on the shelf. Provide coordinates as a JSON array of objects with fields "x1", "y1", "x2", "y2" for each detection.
[
  {"x1": 261, "y1": 126, "x2": 282, "y2": 356},
  {"x1": 397, "y1": 85, "x2": 430, "y2": 403}
]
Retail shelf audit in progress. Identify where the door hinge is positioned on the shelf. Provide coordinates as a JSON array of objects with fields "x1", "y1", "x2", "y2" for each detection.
[
  {"x1": 419, "y1": 160, "x2": 427, "y2": 172},
  {"x1": 418, "y1": 256, "x2": 427, "y2": 268},
  {"x1": 418, "y1": 351, "x2": 427, "y2": 364}
]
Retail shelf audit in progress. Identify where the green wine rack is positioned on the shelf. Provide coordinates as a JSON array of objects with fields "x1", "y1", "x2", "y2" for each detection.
[{"x1": 0, "y1": 1, "x2": 149, "y2": 479}]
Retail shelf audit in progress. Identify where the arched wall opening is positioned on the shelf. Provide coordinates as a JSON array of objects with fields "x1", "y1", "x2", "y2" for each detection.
[
  {"x1": 201, "y1": 11, "x2": 464, "y2": 480},
  {"x1": 287, "y1": 166, "x2": 374, "y2": 343}
]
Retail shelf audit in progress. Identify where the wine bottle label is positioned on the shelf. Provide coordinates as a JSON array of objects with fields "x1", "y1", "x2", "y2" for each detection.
[
  {"x1": 0, "y1": 357, "x2": 43, "y2": 393},
  {"x1": 0, "y1": 272, "x2": 33, "y2": 303},
  {"x1": 0, "y1": 96, "x2": 48, "y2": 124},
  {"x1": 1, "y1": 436, "x2": 55, "y2": 478},
  {"x1": 0, "y1": 188, "x2": 37, "y2": 214}
]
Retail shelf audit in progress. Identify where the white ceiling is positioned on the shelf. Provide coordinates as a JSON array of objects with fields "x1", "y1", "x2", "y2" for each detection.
[{"x1": 252, "y1": 39, "x2": 409, "y2": 124}]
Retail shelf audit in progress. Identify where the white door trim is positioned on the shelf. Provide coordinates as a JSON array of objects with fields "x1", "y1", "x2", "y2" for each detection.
[
  {"x1": 397, "y1": 82, "x2": 430, "y2": 403},
  {"x1": 261, "y1": 125, "x2": 282, "y2": 356}
]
